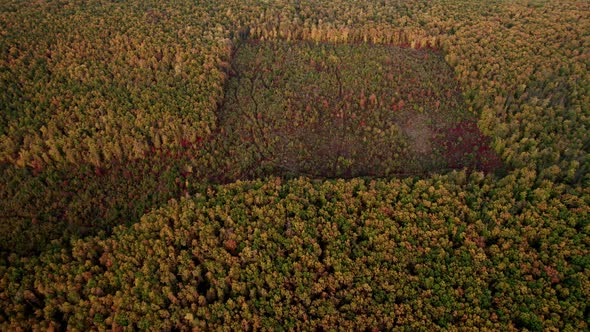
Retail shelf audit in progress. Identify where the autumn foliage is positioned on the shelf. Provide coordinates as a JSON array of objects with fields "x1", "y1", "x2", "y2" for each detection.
[{"x1": 1, "y1": 0, "x2": 589, "y2": 330}]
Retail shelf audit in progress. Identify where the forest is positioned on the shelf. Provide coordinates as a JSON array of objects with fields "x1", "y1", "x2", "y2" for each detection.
[{"x1": 0, "y1": 0, "x2": 588, "y2": 330}]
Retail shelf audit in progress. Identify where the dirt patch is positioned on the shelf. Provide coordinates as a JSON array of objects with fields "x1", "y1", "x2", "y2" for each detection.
[{"x1": 401, "y1": 113, "x2": 432, "y2": 155}]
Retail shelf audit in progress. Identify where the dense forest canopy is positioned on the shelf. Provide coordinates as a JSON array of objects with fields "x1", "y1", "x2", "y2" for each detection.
[{"x1": 0, "y1": 0, "x2": 588, "y2": 330}]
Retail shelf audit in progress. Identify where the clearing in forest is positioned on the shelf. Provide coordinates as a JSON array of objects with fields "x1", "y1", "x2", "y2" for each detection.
[{"x1": 213, "y1": 40, "x2": 501, "y2": 180}]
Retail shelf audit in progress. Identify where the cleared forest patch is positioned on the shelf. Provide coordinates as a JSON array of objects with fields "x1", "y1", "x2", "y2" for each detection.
[{"x1": 212, "y1": 40, "x2": 501, "y2": 180}]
